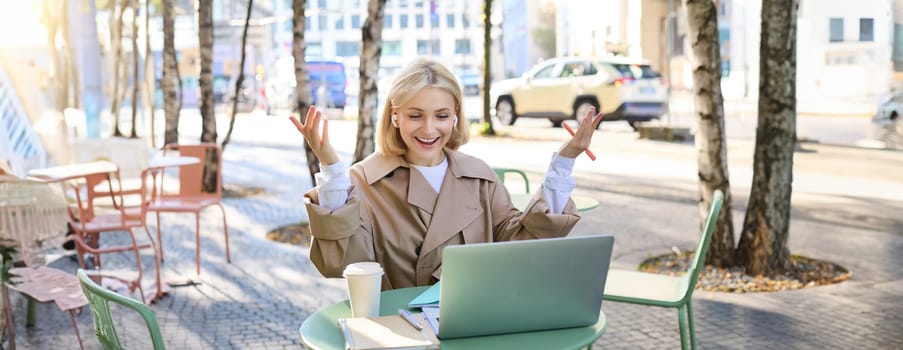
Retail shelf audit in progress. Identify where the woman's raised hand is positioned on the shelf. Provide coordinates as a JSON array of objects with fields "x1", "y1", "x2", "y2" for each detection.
[
  {"x1": 289, "y1": 106, "x2": 340, "y2": 166},
  {"x1": 558, "y1": 108, "x2": 604, "y2": 159}
]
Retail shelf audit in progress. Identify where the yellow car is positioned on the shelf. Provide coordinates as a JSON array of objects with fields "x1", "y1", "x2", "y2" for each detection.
[{"x1": 490, "y1": 56, "x2": 668, "y2": 130}]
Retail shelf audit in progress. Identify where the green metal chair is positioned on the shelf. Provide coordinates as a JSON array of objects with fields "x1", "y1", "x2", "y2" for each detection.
[
  {"x1": 602, "y1": 190, "x2": 724, "y2": 350},
  {"x1": 76, "y1": 269, "x2": 166, "y2": 350},
  {"x1": 492, "y1": 167, "x2": 530, "y2": 193}
]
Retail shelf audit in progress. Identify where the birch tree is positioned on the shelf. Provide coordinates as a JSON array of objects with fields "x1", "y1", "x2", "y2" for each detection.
[
  {"x1": 684, "y1": 0, "x2": 735, "y2": 267},
  {"x1": 110, "y1": 0, "x2": 127, "y2": 136},
  {"x1": 354, "y1": 0, "x2": 387, "y2": 162},
  {"x1": 293, "y1": 0, "x2": 319, "y2": 187},
  {"x1": 129, "y1": 0, "x2": 140, "y2": 138}
]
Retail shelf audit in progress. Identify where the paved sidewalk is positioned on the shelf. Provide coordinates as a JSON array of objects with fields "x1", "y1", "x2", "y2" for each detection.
[{"x1": 7, "y1": 119, "x2": 903, "y2": 349}]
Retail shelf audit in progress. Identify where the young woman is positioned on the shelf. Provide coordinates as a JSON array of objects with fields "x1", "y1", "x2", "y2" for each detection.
[{"x1": 290, "y1": 57, "x2": 603, "y2": 290}]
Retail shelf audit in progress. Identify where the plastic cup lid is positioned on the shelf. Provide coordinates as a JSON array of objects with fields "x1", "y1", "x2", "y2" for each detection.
[{"x1": 343, "y1": 262, "x2": 383, "y2": 276}]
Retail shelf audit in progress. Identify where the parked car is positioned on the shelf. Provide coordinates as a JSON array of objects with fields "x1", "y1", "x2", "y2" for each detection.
[
  {"x1": 872, "y1": 92, "x2": 902, "y2": 148},
  {"x1": 490, "y1": 56, "x2": 668, "y2": 130}
]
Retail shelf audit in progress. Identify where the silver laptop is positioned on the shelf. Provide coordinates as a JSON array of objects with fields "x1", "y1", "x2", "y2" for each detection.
[{"x1": 436, "y1": 234, "x2": 614, "y2": 339}]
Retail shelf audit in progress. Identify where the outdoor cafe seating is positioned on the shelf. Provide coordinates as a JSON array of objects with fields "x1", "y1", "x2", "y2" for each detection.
[{"x1": 27, "y1": 161, "x2": 163, "y2": 304}]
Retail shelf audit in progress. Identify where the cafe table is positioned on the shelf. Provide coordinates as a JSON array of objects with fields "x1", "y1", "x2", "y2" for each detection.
[
  {"x1": 299, "y1": 286, "x2": 607, "y2": 350},
  {"x1": 510, "y1": 193, "x2": 599, "y2": 212}
]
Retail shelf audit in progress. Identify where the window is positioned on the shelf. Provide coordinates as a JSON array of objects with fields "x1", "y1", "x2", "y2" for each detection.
[
  {"x1": 317, "y1": 0, "x2": 327, "y2": 9},
  {"x1": 462, "y1": 15, "x2": 470, "y2": 28},
  {"x1": 417, "y1": 39, "x2": 440, "y2": 55},
  {"x1": 351, "y1": 15, "x2": 361, "y2": 29},
  {"x1": 335, "y1": 16, "x2": 345, "y2": 30},
  {"x1": 307, "y1": 42, "x2": 322, "y2": 57},
  {"x1": 431, "y1": 13, "x2": 439, "y2": 28},
  {"x1": 532, "y1": 63, "x2": 556, "y2": 79},
  {"x1": 454, "y1": 39, "x2": 471, "y2": 54},
  {"x1": 560, "y1": 62, "x2": 587, "y2": 78},
  {"x1": 400, "y1": 14, "x2": 409, "y2": 28},
  {"x1": 383, "y1": 41, "x2": 402, "y2": 56},
  {"x1": 384, "y1": 14, "x2": 393, "y2": 29},
  {"x1": 304, "y1": 17, "x2": 311, "y2": 30},
  {"x1": 336, "y1": 41, "x2": 361, "y2": 56},
  {"x1": 829, "y1": 18, "x2": 844, "y2": 42},
  {"x1": 446, "y1": 14, "x2": 455, "y2": 28},
  {"x1": 416, "y1": 14, "x2": 424, "y2": 28},
  {"x1": 318, "y1": 15, "x2": 327, "y2": 30},
  {"x1": 860, "y1": 18, "x2": 874, "y2": 42}
]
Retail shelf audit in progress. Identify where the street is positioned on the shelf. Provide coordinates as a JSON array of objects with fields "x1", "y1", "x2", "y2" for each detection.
[
  {"x1": 456, "y1": 94, "x2": 889, "y2": 149},
  {"x1": 177, "y1": 109, "x2": 903, "y2": 223}
]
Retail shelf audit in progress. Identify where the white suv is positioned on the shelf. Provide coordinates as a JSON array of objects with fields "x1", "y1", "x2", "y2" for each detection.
[{"x1": 490, "y1": 56, "x2": 667, "y2": 130}]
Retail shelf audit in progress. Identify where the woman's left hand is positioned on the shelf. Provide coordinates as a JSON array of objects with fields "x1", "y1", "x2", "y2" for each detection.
[{"x1": 558, "y1": 108, "x2": 604, "y2": 158}]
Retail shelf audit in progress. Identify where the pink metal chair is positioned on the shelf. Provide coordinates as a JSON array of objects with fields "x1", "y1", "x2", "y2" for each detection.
[
  {"x1": 147, "y1": 143, "x2": 230, "y2": 275},
  {"x1": 66, "y1": 167, "x2": 161, "y2": 304}
]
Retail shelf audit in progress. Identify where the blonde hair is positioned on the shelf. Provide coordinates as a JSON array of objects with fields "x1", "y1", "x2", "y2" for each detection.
[{"x1": 377, "y1": 57, "x2": 470, "y2": 156}]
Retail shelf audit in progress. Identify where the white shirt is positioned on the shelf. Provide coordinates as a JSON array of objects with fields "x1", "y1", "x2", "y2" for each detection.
[{"x1": 316, "y1": 152, "x2": 577, "y2": 214}]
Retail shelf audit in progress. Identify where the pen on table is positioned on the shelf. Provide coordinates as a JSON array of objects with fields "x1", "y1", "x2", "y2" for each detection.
[
  {"x1": 562, "y1": 123, "x2": 597, "y2": 161},
  {"x1": 338, "y1": 318, "x2": 355, "y2": 350},
  {"x1": 398, "y1": 308, "x2": 423, "y2": 330}
]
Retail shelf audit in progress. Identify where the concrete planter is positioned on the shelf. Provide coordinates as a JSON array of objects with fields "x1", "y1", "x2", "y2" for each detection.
[{"x1": 637, "y1": 126, "x2": 694, "y2": 142}]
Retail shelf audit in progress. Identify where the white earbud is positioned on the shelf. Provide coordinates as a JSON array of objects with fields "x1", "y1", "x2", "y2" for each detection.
[
  {"x1": 391, "y1": 114, "x2": 399, "y2": 127},
  {"x1": 453, "y1": 116, "x2": 458, "y2": 128}
]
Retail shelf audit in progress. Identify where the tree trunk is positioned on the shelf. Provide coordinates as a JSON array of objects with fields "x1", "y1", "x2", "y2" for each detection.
[
  {"x1": 66, "y1": 17, "x2": 80, "y2": 110},
  {"x1": 62, "y1": 0, "x2": 79, "y2": 109},
  {"x1": 684, "y1": 0, "x2": 735, "y2": 267},
  {"x1": 144, "y1": 0, "x2": 156, "y2": 147},
  {"x1": 481, "y1": 0, "x2": 496, "y2": 135},
  {"x1": 293, "y1": 0, "x2": 319, "y2": 187},
  {"x1": 198, "y1": 0, "x2": 218, "y2": 193},
  {"x1": 162, "y1": 0, "x2": 180, "y2": 146},
  {"x1": 44, "y1": 0, "x2": 63, "y2": 110},
  {"x1": 111, "y1": 0, "x2": 128, "y2": 137},
  {"x1": 130, "y1": 0, "x2": 140, "y2": 138},
  {"x1": 736, "y1": 0, "x2": 798, "y2": 276},
  {"x1": 222, "y1": 0, "x2": 254, "y2": 152},
  {"x1": 354, "y1": 0, "x2": 386, "y2": 163}
]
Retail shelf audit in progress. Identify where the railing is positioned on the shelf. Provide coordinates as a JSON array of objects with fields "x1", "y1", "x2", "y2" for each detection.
[{"x1": 0, "y1": 67, "x2": 48, "y2": 177}]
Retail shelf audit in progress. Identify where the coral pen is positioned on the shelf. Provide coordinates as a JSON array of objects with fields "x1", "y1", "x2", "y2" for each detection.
[{"x1": 562, "y1": 123, "x2": 597, "y2": 161}]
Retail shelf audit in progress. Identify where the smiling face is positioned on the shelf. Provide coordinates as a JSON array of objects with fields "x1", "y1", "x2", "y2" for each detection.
[{"x1": 393, "y1": 86, "x2": 457, "y2": 166}]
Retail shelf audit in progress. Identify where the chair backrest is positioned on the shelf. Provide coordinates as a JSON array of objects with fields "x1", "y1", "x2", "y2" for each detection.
[
  {"x1": 681, "y1": 190, "x2": 724, "y2": 302},
  {"x1": 76, "y1": 269, "x2": 166, "y2": 350},
  {"x1": 69, "y1": 166, "x2": 150, "y2": 231},
  {"x1": 493, "y1": 167, "x2": 530, "y2": 193},
  {"x1": 161, "y1": 143, "x2": 222, "y2": 199}
]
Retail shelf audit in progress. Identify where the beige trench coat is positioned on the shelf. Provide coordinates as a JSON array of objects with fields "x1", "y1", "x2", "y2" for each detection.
[{"x1": 304, "y1": 150, "x2": 581, "y2": 290}]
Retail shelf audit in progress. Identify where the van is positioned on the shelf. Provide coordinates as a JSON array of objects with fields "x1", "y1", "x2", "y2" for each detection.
[
  {"x1": 308, "y1": 61, "x2": 347, "y2": 109},
  {"x1": 265, "y1": 58, "x2": 348, "y2": 111}
]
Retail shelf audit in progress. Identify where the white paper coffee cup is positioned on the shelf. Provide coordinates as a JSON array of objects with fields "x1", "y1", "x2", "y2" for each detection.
[{"x1": 343, "y1": 262, "x2": 383, "y2": 318}]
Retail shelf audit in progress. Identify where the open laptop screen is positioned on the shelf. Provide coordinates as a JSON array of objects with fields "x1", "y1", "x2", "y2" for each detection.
[{"x1": 436, "y1": 235, "x2": 614, "y2": 339}]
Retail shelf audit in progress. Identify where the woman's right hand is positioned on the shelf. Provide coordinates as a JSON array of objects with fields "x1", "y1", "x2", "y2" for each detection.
[{"x1": 289, "y1": 106, "x2": 340, "y2": 166}]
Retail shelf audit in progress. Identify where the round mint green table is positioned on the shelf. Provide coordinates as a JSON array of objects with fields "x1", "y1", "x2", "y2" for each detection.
[
  {"x1": 510, "y1": 193, "x2": 599, "y2": 212},
  {"x1": 299, "y1": 286, "x2": 606, "y2": 350}
]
